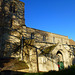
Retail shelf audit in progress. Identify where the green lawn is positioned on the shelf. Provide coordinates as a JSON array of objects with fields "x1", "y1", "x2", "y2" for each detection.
[
  {"x1": 1, "y1": 65, "x2": 75, "y2": 75},
  {"x1": 25, "y1": 65, "x2": 75, "y2": 75},
  {"x1": 14, "y1": 66, "x2": 75, "y2": 75}
]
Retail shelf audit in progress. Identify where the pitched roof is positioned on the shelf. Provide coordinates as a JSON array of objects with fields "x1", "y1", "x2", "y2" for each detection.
[
  {"x1": 69, "y1": 39, "x2": 75, "y2": 45},
  {"x1": 39, "y1": 44, "x2": 57, "y2": 55},
  {"x1": 0, "y1": 57, "x2": 29, "y2": 71}
]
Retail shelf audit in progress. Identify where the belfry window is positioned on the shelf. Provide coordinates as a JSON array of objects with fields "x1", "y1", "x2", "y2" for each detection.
[{"x1": 10, "y1": 3, "x2": 15, "y2": 13}]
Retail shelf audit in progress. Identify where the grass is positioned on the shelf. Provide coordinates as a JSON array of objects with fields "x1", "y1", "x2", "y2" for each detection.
[
  {"x1": 14, "y1": 66, "x2": 75, "y2": 75},
  {"x1": 1, "y1": 65, "x2": 75, "y2": 75}
]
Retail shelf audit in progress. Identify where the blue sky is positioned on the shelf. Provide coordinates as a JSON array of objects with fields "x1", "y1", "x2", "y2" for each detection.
[{"x1": 20, "y1": 0, "x2": 75, "y2": 41}]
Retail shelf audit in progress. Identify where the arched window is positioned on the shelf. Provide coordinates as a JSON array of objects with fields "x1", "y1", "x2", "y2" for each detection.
[
  {"x1": 31, "y1": 33, "x2": 34, "y2": 39},
  {"x1": 53, "y1": 37, "x2": 55, "y2": 43},
  {"x1": 10, "y1": 3, "x2": 15, "y2": 13},
  {"x1": 43, "y1": 35, "x2": 46, "y2": 41}
]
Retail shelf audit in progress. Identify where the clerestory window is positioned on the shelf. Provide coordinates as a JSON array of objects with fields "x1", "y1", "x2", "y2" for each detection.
[
  {"x1": 53, "y1": 37, "x2": 55, "y2": 43},
  {"x1": 31, "y1": 33, "x2": 34, "y2": 39},
  {"x1": 43, "y1": 35, "x2": 46, "y2": 41}
]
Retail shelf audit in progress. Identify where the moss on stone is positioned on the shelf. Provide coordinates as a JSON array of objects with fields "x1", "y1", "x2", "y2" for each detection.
[{"x1": 40, "y1": 44, "x2": 57, "y2": 55}]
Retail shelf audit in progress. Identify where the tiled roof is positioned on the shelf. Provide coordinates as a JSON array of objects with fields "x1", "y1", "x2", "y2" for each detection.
[{"x1": 69, "y1": 39, "x2": 75, "y2": 45}]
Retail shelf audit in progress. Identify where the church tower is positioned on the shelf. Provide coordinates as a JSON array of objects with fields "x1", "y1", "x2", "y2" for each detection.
[{"x1": 0, "y1": 0, "x2": 26, "y2": 57}]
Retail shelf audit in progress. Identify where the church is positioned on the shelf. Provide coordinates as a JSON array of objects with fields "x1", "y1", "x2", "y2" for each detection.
[{"x1": 0, "y1": 0, "x2": 75, "y2": 73}]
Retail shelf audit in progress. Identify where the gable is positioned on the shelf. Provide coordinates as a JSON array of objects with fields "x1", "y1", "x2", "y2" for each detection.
[
  {"x1": 39, "y1": 44, "x2": 58, "y2": 56},
  {"x1": 69, "y1": 39, "x2": 75, "y2": 45},
  {"x1": 51, "y1": 42, "x2": 70, "y2": 56}
]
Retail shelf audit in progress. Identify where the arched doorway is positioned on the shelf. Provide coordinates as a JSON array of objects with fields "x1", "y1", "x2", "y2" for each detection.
[{"x1": 56, "y1": 51, "x2": 64, "y2": 70}]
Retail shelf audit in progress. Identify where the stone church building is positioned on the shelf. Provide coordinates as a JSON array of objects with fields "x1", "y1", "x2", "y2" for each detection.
[{"x1": 0, "y1": 0, "x2": 75, "y2": 73}]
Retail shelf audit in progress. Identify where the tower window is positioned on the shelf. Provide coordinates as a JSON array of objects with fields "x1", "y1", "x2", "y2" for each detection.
[
  {"x1": 31, "y1": 33, "x2": 34, "y2": 39},
  {"x1": 10, "y1": 3, "x2": 15, "y2": 13},
  {"x1": 43, "y1": 35, "x2": 46, "y2": 41}
]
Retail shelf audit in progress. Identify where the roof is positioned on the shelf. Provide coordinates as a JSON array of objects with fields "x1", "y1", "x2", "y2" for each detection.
[
  {"x1": 39, "y1": 44, "x2": 57, "y2": 55},
  {"x1": 0, "y1": 57, "x2": 29, "y2": 71},
  {"x1": 69, "y1": 39, "x2": 75, "y2": 45},
  {"x1": 26, "y1": 27, "x2": 68, "y2": 37}
]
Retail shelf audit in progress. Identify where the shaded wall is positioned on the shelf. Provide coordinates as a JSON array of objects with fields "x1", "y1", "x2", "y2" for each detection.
[{"x1": 0, "y1": 0, "x2": 26, "y2": 57}]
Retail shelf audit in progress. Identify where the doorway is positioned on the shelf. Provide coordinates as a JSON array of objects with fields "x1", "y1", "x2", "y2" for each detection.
[{"x1": 56, "y1": 50, "x2": 64, "y2": 70}]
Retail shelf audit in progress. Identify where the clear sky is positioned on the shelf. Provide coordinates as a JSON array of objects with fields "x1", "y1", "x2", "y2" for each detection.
[{"x1": 20, "y1": 0, "x2": 75, "y2": 41}]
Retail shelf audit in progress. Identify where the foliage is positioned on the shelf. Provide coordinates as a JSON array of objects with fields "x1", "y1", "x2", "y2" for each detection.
[
  {"x1": 24, "y1": 39, "x2": 34, "y2": 49},
  {"x1": 23, "y1": 39, "x2": 35, "y2": 56},
  {"x1": 11, "y1": 39, "x2": 35, "y2": 55}
]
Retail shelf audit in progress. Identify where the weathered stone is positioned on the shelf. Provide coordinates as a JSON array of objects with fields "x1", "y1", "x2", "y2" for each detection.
[
  {"x1": 0, "y1": 0, "x2": 75, "y2": 73},
  {"x1": 0, "y1": 0, "x2": 26, "y2": 58}
]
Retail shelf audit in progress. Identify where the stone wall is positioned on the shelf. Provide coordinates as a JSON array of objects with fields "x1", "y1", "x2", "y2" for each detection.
[
  {"x1": 26, "y1": 27, "x2": 70, "y2": 72},
  {"x1": 0, "y1": 0, "x2": 26, "y2": 57},
  {"x1": 0, "y1": 0, "x2": 74, "y2": 73},
  {"x1": 26, "y1": 27, "x2": 70, "y2": 45},
  {"x1": 38, "y1": 43, "x2": 74, "y2": 72}
]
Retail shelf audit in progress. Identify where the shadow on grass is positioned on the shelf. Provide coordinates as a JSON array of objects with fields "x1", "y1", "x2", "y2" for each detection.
[
  {"x1": 0, "y1": 67, "x2": 75, "y2": 75},
  {"x1": 0, "y1": 70, "x2": 26, "y2": 75},
  {"x1": 44, "y1": 67, "x2": 75, "y2": 75}
]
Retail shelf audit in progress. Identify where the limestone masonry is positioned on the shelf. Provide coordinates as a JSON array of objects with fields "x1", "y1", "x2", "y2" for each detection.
[{"x1": 0, "y1": 0, "x2": 75, "y2": 73}]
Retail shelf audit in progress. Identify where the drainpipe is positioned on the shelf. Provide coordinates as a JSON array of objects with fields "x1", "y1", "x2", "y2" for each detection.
[
  {"x1": 50, "y1": 53, "x2": 53, "y2": 70},
  {"x1": 21, "y1": 36, "x2": 23, "y2": 60},
  {"x1": 36, "y1": 48, "x2": 39, "y2": 72}
]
